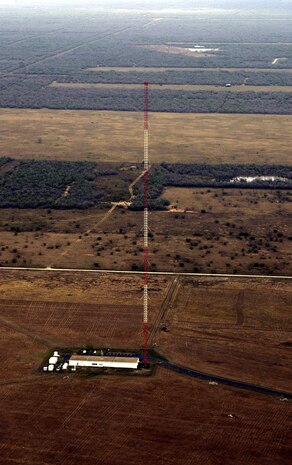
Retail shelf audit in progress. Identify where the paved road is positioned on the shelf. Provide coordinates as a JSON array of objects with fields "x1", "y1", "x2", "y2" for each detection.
[
  {"x1": 105, "y1": 353, "x2": 292, "y2": 399},
  {"x1": 0, "y1": 266, "x2": 291, "y2": 280},
  {"x1": 158, "y1": 361, "x2": 292, "y2": 400}
]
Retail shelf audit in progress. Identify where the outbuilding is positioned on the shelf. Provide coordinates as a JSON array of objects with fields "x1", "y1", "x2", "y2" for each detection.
[{"x1": 68, "y1": 355, "x2": 139, "y2": 370}]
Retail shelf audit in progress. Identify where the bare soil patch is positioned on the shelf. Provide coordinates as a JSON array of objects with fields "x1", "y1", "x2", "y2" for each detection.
[{"x1": 138, "y1": 44, "x2": 219, "y2": 58}]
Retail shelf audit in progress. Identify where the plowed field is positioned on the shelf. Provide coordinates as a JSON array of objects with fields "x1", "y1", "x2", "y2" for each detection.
[{"x1": 0, "y1": 271, "x2": 291, "y2": 465}]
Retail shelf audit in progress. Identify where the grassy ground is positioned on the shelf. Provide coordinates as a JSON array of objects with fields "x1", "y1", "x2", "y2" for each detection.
[
  {"x1": 50, "y1": 82, "x2": 292, "y2": 92},
  {"x1": 0, "y1": 109, "x2": 292, "y2": 164},
  {"x1": 0, "y1": 189, "x2": 291, "y2": 275}
]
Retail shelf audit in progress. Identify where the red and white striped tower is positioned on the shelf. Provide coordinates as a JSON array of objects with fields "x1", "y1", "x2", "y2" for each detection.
[{"x1": 143, "y1": 81, "x2": 149, "y2": 365}]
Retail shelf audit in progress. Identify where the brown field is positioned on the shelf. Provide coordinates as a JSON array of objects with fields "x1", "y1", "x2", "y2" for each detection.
[
  {"x1": 157, "y1": 277, "x2": 292, "y2": 391},
  {"x1": 0, "y1": 272, "x2": 169, "y2": 364},
  {"x1": 0, "y1": 270, "x2": 291, "y2": 465},
  {"x1": 0, "y1": 109, "x2": 292, "y2": 164},
  {"x1": 0, "y1": 189, "x2": 291, "y2": 275},
  {"x1": 1, "y1": 368, "x2": 290, "y2": 465},
  {"x1": 0, "y1": 271, "x2": 169, "y2": 385},
  {"x1": 85, "y1": 66, "x2": 292, "y2": 73},
  {"x1": 50, "y1": 81, "x2": 292, "y2": 92}
]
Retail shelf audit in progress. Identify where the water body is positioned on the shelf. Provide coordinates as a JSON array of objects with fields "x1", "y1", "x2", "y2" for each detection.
[{"x1": 230, "y1": 176, "x2": 289, "y2": 183}]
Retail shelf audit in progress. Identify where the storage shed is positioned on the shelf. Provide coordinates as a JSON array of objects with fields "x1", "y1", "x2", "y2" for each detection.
[{"x1": 68, "y1": 355, "x2": 139, "y2": 369}]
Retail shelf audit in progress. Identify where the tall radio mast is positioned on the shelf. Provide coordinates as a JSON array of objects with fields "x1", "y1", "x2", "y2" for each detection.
[{"x1": 143, "y1": 81, "x2": 149, "y2": 365}]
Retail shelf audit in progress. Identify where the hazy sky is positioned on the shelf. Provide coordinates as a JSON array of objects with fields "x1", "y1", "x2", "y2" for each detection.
[{"x1": 0, "y1": 0, "x2": 290, "y2": 9}]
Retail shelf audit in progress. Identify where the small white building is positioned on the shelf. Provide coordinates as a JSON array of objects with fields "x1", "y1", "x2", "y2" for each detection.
[
  {"x1": 49, "y1": 356, "x2": 58, "y2": 365},
  {"x1": 68, "y1": 355, "x2": 139, "y2": 370}
]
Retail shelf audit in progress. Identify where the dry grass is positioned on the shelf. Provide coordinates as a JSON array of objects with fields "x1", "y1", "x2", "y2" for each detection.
[
  {"x1": 50, "y1": 81, "x2": 292, "y2": 92},
  {"x1": 1, "y1": 109, "x2": 292, "y2": 164},
  {"x1": 0, "y1": 189, "x2": 291, "y2": 275}
]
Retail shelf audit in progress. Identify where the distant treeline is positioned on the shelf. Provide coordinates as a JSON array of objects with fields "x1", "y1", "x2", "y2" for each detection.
[
  {"x1": 0, "y1": 159, "x2": 113, "y2": 209},
  {"x1": 25, "y1": 43, "x2": 292, "y2": 74},
  {"x1": 1, "y1": 84, "x2": 292, "y2": 114},
  {"x1": 130, "y1": 163, "x2": 292, "y2": 210},
  {"x1": 60, "y1": 70, "x2": 292, "y2": 87},
  {"x1": 0, "y1": 158, "x2": 291, "y2": 210},
  {"x1": 1, "y1": 10, "x2": 292, "y2": 117}
]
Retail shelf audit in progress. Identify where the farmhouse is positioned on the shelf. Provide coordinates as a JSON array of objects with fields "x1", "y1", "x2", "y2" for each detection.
[{"x1": 69, "y1": 355, "x2": 140, "y2": 369}]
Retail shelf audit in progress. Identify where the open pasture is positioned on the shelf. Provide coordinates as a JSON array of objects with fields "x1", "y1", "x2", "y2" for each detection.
[{"x1": 0, "y1": 109, "x2": 292, "y2": 164}]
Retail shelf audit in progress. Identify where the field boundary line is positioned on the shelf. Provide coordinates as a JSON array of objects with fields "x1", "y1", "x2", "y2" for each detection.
[
  {"x1": 0, "y1": 266, "x2": 291, "y2": 280},
  {"x1": 49, "y1": 82, "x2": 292, "y2": 93}
]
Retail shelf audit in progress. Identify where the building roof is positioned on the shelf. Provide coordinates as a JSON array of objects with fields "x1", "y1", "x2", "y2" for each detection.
[{"x1": 70, "y1": 355, "x2": 139, "y2": 364}]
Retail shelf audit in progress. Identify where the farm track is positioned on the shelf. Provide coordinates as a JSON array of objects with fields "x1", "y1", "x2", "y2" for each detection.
[
  {"x1": 61, "y1": 168, "x2": 145, "y2": 256},
  {"x1": 149, "y1": 276, "x2": 180, "y2": 345},
  {"x1": 0, "y1": 313, "x2": 53, "y2": 348},
  {"x1": 94, "y1": 167, "x2": 145, "y2": 227},
  {"x1": 234, "y1": 290, "x2": 245, "y2": 326},
  {"x1": 128, "y1": 169, "x2": 145, "y2": 200},
  {"x1": 83, "y1": 204, "x2": 117, "y2": 234}
]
